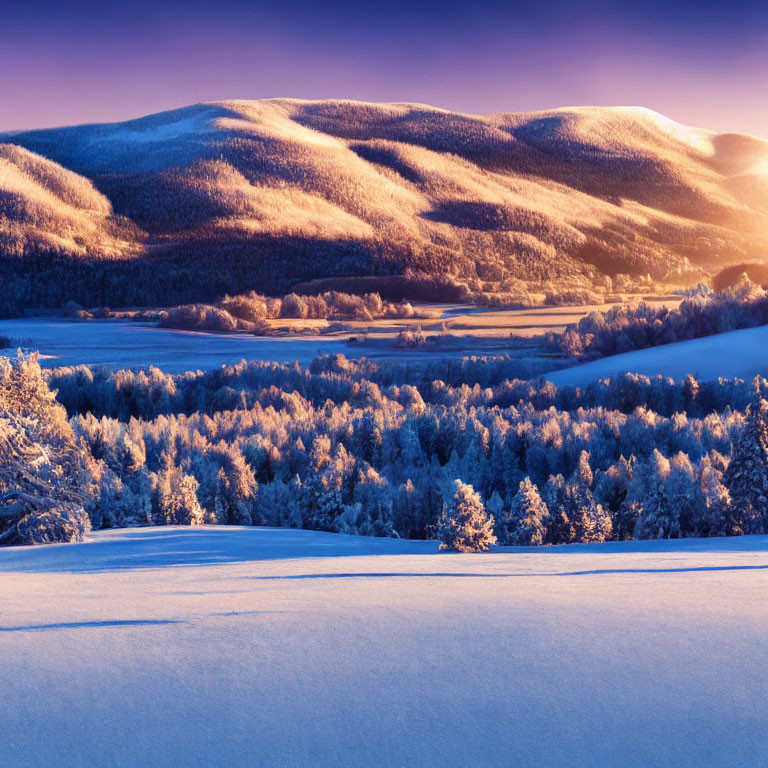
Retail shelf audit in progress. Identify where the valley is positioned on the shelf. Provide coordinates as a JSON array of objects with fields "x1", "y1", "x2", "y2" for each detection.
[{"x1": 0, "y1": 296, "x2": 680, "y2": 373}]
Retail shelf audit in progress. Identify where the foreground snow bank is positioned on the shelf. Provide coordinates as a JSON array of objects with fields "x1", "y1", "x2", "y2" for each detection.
[{"x1": 2, "y1": 527, "x2": 768, "y2": 768}]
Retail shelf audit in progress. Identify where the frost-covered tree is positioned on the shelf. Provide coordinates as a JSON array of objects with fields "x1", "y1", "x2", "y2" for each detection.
[
  {"x1": 633, "y1": 450, "x2": 694, "y2": 539},
  {"x1": 595, "y1": 457, "x2": 632, "y2": 516},
  {"x1": 302, "y1": 441, "x2": 355, "y2": 532},
  {"x1": 694, "y1": 452, "x2": 730, "y2": 537},
  {"x1": 0, "y1": 354, "x2": 101, "y2": 545},
  {"x1": 542, "y1": 474, "x2": 575, "y2": 545},
  {"x1": 486, "y1": 490, "x2": 506, "y2": 530},
  {"x1": 151, "y1": 460, "x2": 205, "y2": 526},
  {"x1": 723, "y1": 400, "x2": 768, "y2": 534},
  {"x1": 345, "y1": 465, "x2": 394, "y2": 537},
  {"x1": 560, "y1": 452, "x2": 612, "y2": 543},
  {"x1": 5, "y1": 501, "x2": 92, "y2": 546},
  {"x1": 257, "y1": 479, "x2": 302, "y2": 528},
  {"x1": 213, "y1": 451, "x2": 257, "y2": 526},
  {"x1": 436, "y1": 480, "x2": 496, "y2": 553},
  {"x1": 498, "y1": 477, "x2": 549, "y2": 545}
]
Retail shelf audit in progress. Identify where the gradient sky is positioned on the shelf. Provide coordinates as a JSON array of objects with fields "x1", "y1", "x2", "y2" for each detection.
[{"x1": 2, "y1": 0, "x2": 768, "y2": 136}]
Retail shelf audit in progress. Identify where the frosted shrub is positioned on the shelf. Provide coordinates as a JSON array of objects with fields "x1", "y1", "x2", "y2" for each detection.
[
  {"x1": 10, "y1": 504, "x2": 91, "y2": 546},
  {"x1": 160, "y1": 304, "x2": 245, "y2": 332},
  {"x1": 280, "y1": 293, "x2": 308, "y2": 319},
  {"x1": 220, "y1": 292, "x2": 269, "y2": 322},
  {"x1": 160, "y1": 290, "x2": 420, "y2": 332},
  {"x1": 396, "y1": 326, "x2": 427, "y2": 347}
]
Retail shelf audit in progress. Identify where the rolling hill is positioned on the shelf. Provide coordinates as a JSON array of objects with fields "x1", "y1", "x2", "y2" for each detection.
[{"x1": 2, "y1": 99, "x2": 768, "y2": 311}]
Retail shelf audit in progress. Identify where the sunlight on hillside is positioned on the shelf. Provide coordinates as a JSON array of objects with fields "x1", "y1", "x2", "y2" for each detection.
[{"x1": 2, "y1": 100, "x2": 768, "y2": 309}]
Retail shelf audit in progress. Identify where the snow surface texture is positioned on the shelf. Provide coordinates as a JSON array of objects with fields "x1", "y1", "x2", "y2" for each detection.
[
  {"x1": 548, "y1": 324, "x2": 768, "y2": 387},
  {"x1": 2, "y1": 526, "x2": 768, "y2": 768}
]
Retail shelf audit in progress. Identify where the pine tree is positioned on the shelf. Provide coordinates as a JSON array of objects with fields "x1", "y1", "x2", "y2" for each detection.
[
  {"x1": 213, "y1": 451, "x2": 257, "y2": 526},
  {"x1": 486, "y1": 491, "x2": 506, "y2": 531},
  {"x1": 695, "y1": 453, "x2": 730, "y2": 537},
  {"x1": 150, "y1": 458, "x2": 205, "y2": 526},
  {"x1": 635, "y1": 450, "x2": 681, "y2": 539},
  {"x1": 499, "y1": 477, "x2": 549, "y2": 545},
  {"x1": 302, "y1": 443, "x2": 355, "y2": 532},
  {"x1": 594, "y1": 457, "x2": 633, "y2": 523},
  {"x1": 723, "y1": 400, "x2": 768, "y2": 534},
  {"x1": 346, "y1": 465, "x2": 394, "y2": 537},
  {"x1": 542, "y1": 474, "x2": 575, "y2": 545},
  {"x1": 436, "y1": 480, "x2": 496, "y2": 553},
  {"x1": 565, "y1": 452, "x2": 612, "y2": 543}
]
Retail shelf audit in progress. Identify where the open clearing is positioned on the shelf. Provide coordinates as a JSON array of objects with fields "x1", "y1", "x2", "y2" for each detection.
[{"x1": 2, "y1": 527, "x2": 767, "y2": 768}]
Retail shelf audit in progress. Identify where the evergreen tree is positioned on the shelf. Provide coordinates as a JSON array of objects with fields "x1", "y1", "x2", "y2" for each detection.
[
  {"x1": 499, "y1": 477, "x2": 549, "y2": 545},
  {"x1": 346, "y1": 465, "x2": 394, "y2": 537},
  {"x1": 436, "y1": 480, "x2": 496, "y2": 553},
  {"x1": 542, "y1": 474, "x2": 575, "y2": 545},
  {"x1": 212, "y1": 450, "x2": 257, "y2": 526},
  {"x1": 151, "y1": 461, "x2": 205, "y2": 526},
  {"x1": 723, "y1": 400, "x2": 768, "y2": 534},
  {"x1": 302, "y1": 443, "x2": 355, "y2": 532},
  {"x1": 565, "y1": 452, "x2": 612, "y2": 543},
  {"x1": 486, "y1": 491, "x2": 506, "y2": 532},
  {"x1": 634, "y1": 450, "x2": 680, "y2": 539},
  {"x1": 695, "y1": 453, "x2": 730, "y2": 537}
]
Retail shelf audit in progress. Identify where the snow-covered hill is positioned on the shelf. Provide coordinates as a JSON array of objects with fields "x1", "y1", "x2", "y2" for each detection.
[
  {"x1": 3, "y1": 100, "x2": 768, "y2": 308},
  {"x1": 2, "y1": 526, "x2": 768, "y2": 767},
  {"x1": 547, "y1": 323, "x2": 768, "y2": 387}
]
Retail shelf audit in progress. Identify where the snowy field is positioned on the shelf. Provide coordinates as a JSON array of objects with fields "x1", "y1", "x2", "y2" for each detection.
[
  {"x1": 2, "y1": 527, "x2": 768, "y2": 768},
  {"x1": 548, "y1": 324, "x2": 768, "y2": 387},
  {"x1": 0, "y1": 317, "x2": 535, "y2": 372},
  {"x1": 0, "y1": 318, "x2": 350, "y2": 371}
]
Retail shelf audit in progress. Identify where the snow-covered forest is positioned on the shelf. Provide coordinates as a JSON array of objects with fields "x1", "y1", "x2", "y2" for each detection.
[{"x1": 3, "y1": 346, "x2": 768, "y2": 548}]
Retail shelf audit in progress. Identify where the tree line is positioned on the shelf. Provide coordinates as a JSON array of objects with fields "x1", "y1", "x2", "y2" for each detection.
[
  {"x1": 2, "y1": 351, "x2": 767, "y2": 549},
  {"x1": 546, "y1": 278, "x2": 768, "y2": 360}
]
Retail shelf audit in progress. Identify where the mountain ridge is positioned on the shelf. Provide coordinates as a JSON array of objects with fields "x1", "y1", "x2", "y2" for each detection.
[{"x1": 2, "y1": 99, "x2": 767, "y2": 312}]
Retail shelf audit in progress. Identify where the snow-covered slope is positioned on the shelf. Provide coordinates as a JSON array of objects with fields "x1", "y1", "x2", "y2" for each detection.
[
  {"x1": 3, "y1": 100, "x2": 768, "y2": 302},
  {"x1": 2, "y1": 526, "x2": 768, "y2": 767},
  {"x1": 0, "y1": 143, "x2": 138, "y2": 259},
  {"x1": 547, "y1": 323, "x2": 768, "y2": 387}
]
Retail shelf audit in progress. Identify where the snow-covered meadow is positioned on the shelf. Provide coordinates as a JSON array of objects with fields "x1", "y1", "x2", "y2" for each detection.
[
  {"x1": 0, "y1": 316, "x2": 533, "y2": 372},
  {"x1": 2, "y1": 526, "x2": 768, "y2": 768},
  {"x1": 0, "y1": 318, "x2": 346, "y2": 371}
]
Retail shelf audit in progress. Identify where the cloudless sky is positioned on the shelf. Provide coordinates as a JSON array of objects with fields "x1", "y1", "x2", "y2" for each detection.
[{"x1": 2, "y1": 0, "x2": 768, "y2": 136}]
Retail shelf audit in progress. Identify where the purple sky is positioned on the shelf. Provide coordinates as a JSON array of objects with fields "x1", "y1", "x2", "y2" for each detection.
[{"x1": 3, "y1": 0, "x2": 768, "y2": 136}]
